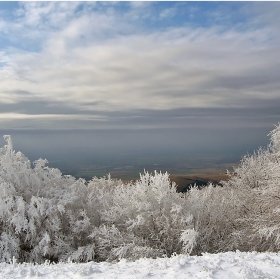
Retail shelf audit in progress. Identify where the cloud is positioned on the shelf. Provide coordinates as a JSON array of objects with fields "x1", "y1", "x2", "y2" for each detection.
[
  {"x1": 159, "y1": 7, "x2": 177, "y2": 19},
  {"x1": 0, "y1": 2, "x2": 280, "y2": 131},
  {"x1": 16, "y1": 2, "x2": 82, "y2": 28}
]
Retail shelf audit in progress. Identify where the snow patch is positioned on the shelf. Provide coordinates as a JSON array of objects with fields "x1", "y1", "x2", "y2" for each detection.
[{"x1": 1, "y1": 251, "x2": 280, "y2": 279}]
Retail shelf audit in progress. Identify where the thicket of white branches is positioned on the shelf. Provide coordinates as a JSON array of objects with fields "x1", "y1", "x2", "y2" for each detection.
[{"x1": 1, "y1": 123, "x2": 280, "y2": 263}]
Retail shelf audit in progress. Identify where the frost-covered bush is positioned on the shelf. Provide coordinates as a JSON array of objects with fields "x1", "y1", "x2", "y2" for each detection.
[
  {"x1": 0, "y1": 135, "x2": 98, "y2": 263},
  {"x1": 88, "y1": 171, "x2": 196, "y2": 261},
  {"x1": 183, "y1": 183, "x2": 242, "y2": 255},
  {"x1": 0, "y1": 136, "x2": 197, "y2": 263},
  {"x1": 182, "y1": 123, "x2": 280, "y2": 255},
  {"x1": 220, "y1": 123, "x2": 280, "y2": 252}
]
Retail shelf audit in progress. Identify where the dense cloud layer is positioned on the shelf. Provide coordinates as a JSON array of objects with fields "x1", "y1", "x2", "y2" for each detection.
[{"x1": 0, "y1": 2, "x2": 280, "y2": 160}]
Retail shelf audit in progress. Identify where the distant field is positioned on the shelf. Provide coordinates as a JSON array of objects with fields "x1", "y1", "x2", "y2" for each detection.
[
  {"x1": 65, "y1": 159, "x2": 235, "y2": 192},
  {"x1": 170, "y1": 173, "x2": 229, "y2": 192},
  {"x1": 47, "y1": 151, "x2": 240, "y2": 192},
  {"x1": 73, "y1": 169, "x2": 229, "y2": 192}
]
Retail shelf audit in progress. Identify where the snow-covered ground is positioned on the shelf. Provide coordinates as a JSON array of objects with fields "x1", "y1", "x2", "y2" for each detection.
[{"x1": 1, "y1": 251, "x2": 280, "y2": 279}]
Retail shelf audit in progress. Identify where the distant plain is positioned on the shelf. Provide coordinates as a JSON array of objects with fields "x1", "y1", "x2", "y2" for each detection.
[{"x1": 47, "y1": 152, "x2": 238, "y2": 192}]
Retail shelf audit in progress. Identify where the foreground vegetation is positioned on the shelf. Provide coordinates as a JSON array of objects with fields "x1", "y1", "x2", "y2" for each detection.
[{"x1": 1, "y1": 124, "x2": 280, "y2": 263}]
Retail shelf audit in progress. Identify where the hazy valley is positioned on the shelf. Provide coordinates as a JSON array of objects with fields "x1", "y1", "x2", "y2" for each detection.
[{"x1": 45, "y1": 151, "x2": 239, "y2": 191}]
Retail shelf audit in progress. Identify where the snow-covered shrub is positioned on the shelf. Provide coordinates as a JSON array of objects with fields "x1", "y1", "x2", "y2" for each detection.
[
  {"x1": 168, "y1": 123, "x2": 280, "y2": 255},
  {"x1": 181, "y1": 123, "x2": 280, "y2": 255},
  {"x1": 183, "y1": 183, "x2": 242, "y2": 255},
  {"x1": 220, "y1": 123, "x2": 280, "y2": 252},
  {"x1": 87, "y1": 171, "x2": 196, "y2": 261},
  {"x1": 0, "y1": 136, "x2": 100, "y2": 263},
  {"x1": 0, "y1": 136, "x2": 197, "y2": 263}
]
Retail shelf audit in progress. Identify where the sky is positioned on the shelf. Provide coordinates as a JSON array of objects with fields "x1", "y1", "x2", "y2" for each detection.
[{"x1": 0, "y1": 1, "x2": 280, "y2": 167}]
